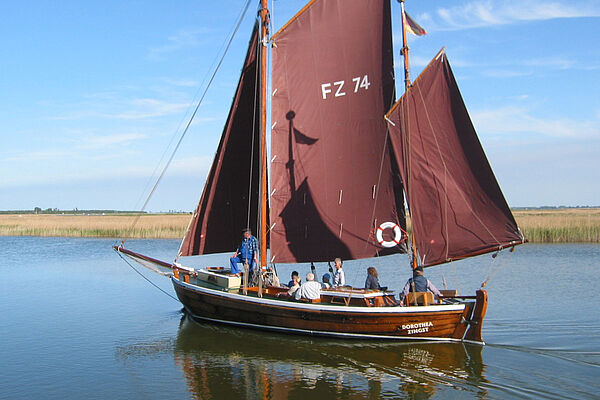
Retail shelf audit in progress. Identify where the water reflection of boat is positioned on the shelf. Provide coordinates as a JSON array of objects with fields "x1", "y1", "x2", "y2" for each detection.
[{"x1": 173, "y1": 313, "x2": 488, "y2": 399}]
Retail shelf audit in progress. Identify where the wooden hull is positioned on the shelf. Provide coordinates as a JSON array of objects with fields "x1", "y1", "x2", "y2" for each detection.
[{"x1": 172, "y1": 278, "x2": 484, "y2": 343}]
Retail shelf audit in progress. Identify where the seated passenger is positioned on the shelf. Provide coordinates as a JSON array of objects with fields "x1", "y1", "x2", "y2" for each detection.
[
  {"x1": 287, "y1": 270, "x2": 300, "y2": 288},
  {"x1": 278, "y1": 272, "x2": 301, "y2": 298},
  {"x1": 287, "y1": 272, "x2": 301, "y2": 296},
  {"x1": 365, "y1": 266, "x2": 385, "y2": 291},
  {"x1": 321, "y1": 273, "x2": 331, "y2": 289},
  {"x1": 399, "y1": 266, "x2": 441, "y2": 306},
  {"x1": 294, "y1": 273, "x2": 321, "y2": 301}
]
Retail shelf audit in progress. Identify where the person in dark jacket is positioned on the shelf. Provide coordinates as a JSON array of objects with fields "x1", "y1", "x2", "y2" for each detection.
[
  {"x1": 321, "y1": 273, "x2": 331, "y2": 289},
  {"x1": 399, "y1": 266, "x2": 441, "y2": 306},
  {"x1": 365, "y1": 267, "x2": 382, "y2": 290}
]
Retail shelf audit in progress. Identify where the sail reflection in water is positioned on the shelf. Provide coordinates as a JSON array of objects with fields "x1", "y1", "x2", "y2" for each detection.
[{"x1": 142, "y1": 314, "x2": 488, "y2": 399}]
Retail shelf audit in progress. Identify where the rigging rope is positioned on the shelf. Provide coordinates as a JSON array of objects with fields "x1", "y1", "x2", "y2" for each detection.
[
  {"x1": 365, "y1": 92, "x2": 396, "y2": 252},
  {"x1": 116, "y1": 250, "x2": 179, "y2": 302},
  {"x1": 481, "y1": 248, "x2": 512, "y2": 288},
  {"x1": 122, "y1": 0, "x2": 253, "y2": 242}
]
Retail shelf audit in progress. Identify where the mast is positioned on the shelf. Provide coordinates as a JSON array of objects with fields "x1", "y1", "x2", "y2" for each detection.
[
  {"x1": 259, "y1": 0, "x2": 269, "y2": 271},
  {"x1": 399, "y1": 0, "x2": 418, "y2": 269},
  {"x1": 399, "y1": 0, "x2": 411, "y2": 90}
]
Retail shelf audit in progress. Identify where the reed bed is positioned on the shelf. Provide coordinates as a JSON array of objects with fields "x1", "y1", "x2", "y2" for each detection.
[
  {"x1": 399, "y1": 208, "x2": 599, "y2": 243},
  {"x1": 0, "y1": 208, "x2": 598, "y2": 242},
  {"x1": 513, "y1": 208, "x2": 600, "y2": 243},
  {"x1": 0, "y1": 214, "x2": 191, "y2": 239}
]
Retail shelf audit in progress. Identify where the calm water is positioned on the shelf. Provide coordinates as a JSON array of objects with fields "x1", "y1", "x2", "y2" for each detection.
[{"x1": 1, "y1": 237, "x2": 598, "y2": 399}]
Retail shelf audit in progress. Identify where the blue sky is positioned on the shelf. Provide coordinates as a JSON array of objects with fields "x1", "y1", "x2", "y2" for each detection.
[{"x1": 1, "y1": 0, "x2": 598, "y2": 212}]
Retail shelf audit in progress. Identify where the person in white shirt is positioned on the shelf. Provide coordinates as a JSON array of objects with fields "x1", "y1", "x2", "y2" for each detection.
[
  {"x1": 331, "y1": 258, "x2": 345, "y2": 288},
  {"x1": 294, "y1": 273, "x2": 322, "y2": 300}
]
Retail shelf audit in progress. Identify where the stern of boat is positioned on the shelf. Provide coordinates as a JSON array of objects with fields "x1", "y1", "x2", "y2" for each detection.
[{"x1": 464, "y1": 290, "x2": 488, "y2": 344}]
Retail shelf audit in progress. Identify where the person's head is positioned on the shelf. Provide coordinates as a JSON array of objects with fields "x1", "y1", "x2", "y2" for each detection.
[
  {"x1": 334, "y1": 258, "x2": 342, "y2": 269},
  {"x1": 367, "y1": 266, "x2": 378, "y2": 278},
  {"x1": 306, "y1": 273, "x2": 315, "y2": 282},
  {"x1": 322, "y1": 273, "x2": 331, "y2": 283},
  {"x1": 291, "y1": 271, "x2": 300, "y2": 283},
  {"x1": 413, "y1": 266, "x2": 424, "y2": 277},
  {"x1": 243, "y1": 228, "x2": 252, "y2": 238}
]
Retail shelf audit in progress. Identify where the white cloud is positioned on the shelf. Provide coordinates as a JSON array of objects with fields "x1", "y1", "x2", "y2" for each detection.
[
  {"x1": 77, "y1": 133, "x2": 147, "y2": 150},
  {"x1": 147, "y1": 28, "x2": 211, "y2": 59},
  {"x1": 521, "y1": 57, "x2": 576, "y2": 70},
  {"x1": 397, "y1": 52, "x2": 584, "y2": 78},
  {"x1": 0, "y1": 152, "x2": 213, "y2": 189},
  {"x1": 430, "y1": 0, "x2": 600, "y2": 31},
  {"x1": 472, "y1": 105, "x2": 600, "y2": 139},
  {"x1": 169, "y1": 156, "x2": 213, "y2": 175},
  {"x1": 3, "y1": 149, "x2": 72, "y2": 163},
  {"x1": 394, "y1": 53, "x2": 472, "y2": 73},
  {"x1": 162, "y1": 78, "x2": 200, "y2": 87},
  {"x1": 481, "y1": 69, "x2": 533, "y2": 78},
  {"x1": 50, "y1": 98, "x2": 190, "y2": 121},
  {"x1": 115, "y1": 98, "x2": 190, "y2": 120}
]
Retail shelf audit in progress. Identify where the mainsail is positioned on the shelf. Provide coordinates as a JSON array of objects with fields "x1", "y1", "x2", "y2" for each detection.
[
  {"x1": 385, "y1": 50, "x2": 524, "y2": 267},
  {"x1": 179, "y1": 24, "x2": 261, "y2": 257},
  {"x1": 269, "y1": 0, "x2": 406, "y2": 263}
]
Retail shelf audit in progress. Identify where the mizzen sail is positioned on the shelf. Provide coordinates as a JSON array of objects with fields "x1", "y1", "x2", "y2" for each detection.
[
  {"x1": 270, "y1": 0, "x2": 405, "y2": 263},
  {"x1": 179, "y1": 24, "x2": 261, "y2": 257},
  {"x1": 385, "y1": 50, "x2": 524, "y2": 267}
]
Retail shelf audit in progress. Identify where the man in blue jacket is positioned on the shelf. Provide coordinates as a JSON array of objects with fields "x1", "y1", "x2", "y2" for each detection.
[
  {"x1": 230, "y1": 228, "x2": 258, "y2": 276},
  {"x1": 399, "y1": 266, "x2": 441, "y2": 306}
]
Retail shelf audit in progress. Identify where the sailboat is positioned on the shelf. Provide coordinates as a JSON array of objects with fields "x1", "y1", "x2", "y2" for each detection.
[{"x1": 115, "y1": 0, "x2": 525, "y2": 344}]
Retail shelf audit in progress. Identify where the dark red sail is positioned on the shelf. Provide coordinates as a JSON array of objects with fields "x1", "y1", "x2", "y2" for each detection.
[
  {"x1": 385, "y1": 50, "x2": 524, "y2": 267},
  {"x1": 179, "y1": 24, "x2": 261, "y2": 257},
  {"x1": 270, "y1": 0, "x2": 406, "y2": 263}
]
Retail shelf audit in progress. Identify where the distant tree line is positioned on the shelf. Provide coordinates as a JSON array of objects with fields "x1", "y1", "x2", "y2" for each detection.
[{"x1": 0, "y1": 208, "x2": 148, "y2": 215}]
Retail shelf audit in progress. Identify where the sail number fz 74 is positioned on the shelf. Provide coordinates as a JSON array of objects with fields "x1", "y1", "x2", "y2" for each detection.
[{"x1": 321, "y1": 75, "x2": 371, "y2": 99}]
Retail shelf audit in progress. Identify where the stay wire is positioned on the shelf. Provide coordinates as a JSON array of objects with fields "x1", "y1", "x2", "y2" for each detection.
[
  {"x1": 116, "y1": 250, "x2": 179, "y2": 302},
  {"x1": 136, "y1": 2, "x2": 255, "y2": 214},
  {"x1": 123, "y1": 0, "x2": 254, "y2": 242},
  {"x1": 482, "y1": 249, "x2": 511, "y2": 288}
]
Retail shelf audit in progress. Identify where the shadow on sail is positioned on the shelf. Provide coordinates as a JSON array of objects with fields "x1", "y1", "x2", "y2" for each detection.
[
  {"x1": 278, "y1": 178, "x2": 352, "y2": 262},
  {"x1": 272, "y1": 110, "x2": 352, "y2": 262}
]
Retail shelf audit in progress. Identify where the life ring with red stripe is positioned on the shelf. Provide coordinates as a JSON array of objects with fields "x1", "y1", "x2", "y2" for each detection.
[{"x1": 376, "y1": 222, "x2": 402, "y2": 248}]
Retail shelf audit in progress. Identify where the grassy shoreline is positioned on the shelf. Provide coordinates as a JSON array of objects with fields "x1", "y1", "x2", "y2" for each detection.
[
  {"x1": 0, "y1": 209, "x2": 598, "y2": 243},
  {"x1": 0, "y1": 214, "x2": 191, "y2": 239}
]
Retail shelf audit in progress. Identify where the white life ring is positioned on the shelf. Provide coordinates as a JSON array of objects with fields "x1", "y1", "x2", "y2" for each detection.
[{"x1": 376, "y1": 221, "x2": 402, "y2": 248}]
